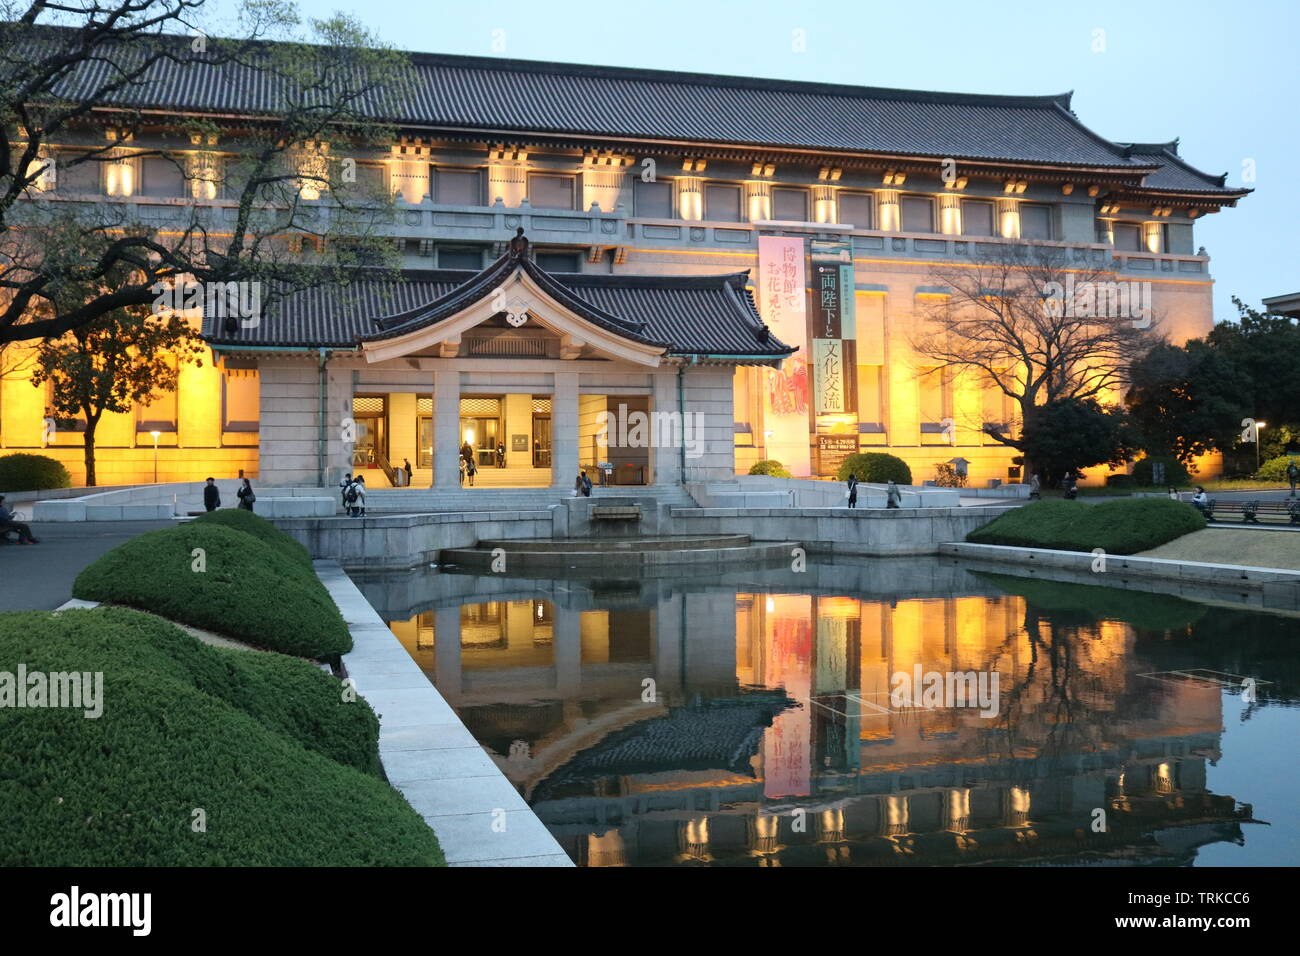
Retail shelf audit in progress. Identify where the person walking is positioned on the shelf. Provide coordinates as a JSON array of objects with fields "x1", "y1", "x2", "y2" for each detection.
[
  {"x1": 1062, "y1": 471, "x2": 1079, "y2": 501},
  {"x1": 846, "y1": 473, "x2": 859, "y2": 509},
  {"x1": 339, "y1": 472, "x2": 353, "y2": 509},
  {"x1": 1287, "y1": 459, "x2": 1299, "y2": 498},
  {"x1": 581, "y1": 470, "x2": 593, "y2": 497},
  {"x1": 465, "y1": 457, "x2": 477, "y2": 487},
  {"x1": 885, "y1": 480, "x2": 902, "y2": 509},
  {"x1": 203, "y1": 477, "x2": 221, "y2": 512},
  {"x1": 574, "y1": 471, "x2": 585, "y2": 497},
  {"x1": 0, "y1": 495, "x2": 39, "y2": 544},
  {"x1": 236, "y1": 477, "x2": 256, "y2": 512},
  {"x1": 1028, "y1": 473, "x2": 1041, "y2": 501}
]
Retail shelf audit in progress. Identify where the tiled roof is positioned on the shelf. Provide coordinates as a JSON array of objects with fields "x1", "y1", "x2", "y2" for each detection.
[
  {"x1": 28, "y1": 25, "x2": 1154, "y2": 171},
  {"x1": 532, "y1": 693, "x2": 797, "y2": 798},
  {"x1": 205, "y1": 242, "x2": 794, "y2": 358},
  {"x1": 1113, "y1": 141, "x2": 1242, "y2": 195}
]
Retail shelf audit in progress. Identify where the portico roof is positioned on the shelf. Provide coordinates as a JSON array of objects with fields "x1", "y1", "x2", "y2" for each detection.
[{"x1": 204, "y1": 231, "x2": 795, "y2": 364}]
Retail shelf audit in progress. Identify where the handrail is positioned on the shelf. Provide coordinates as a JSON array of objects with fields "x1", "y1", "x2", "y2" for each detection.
[{"x1": 374, "y1": 447, "x2": 399, "y2": 487}]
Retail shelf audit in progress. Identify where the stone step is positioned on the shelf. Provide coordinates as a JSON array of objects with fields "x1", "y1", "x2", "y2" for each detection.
[{"x1": 441, "y1": 539, "x2": 798, "y2": 574}]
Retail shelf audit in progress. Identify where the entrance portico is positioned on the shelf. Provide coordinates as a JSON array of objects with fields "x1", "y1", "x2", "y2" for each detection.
[{"x1": 209, "y1": 230, "x2": 794, "y2": 491}]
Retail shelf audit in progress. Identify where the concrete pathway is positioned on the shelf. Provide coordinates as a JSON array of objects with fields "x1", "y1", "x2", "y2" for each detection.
[
  {"x1": 314, "y1": 560, "x2": 573, "y2": 867},
  {"x1": 0, "y1": 519, "x2": 174, "y2": 612}
]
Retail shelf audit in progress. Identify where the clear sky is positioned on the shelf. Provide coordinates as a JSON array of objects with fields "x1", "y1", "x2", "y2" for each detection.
[{"x1": 281, "y1": 0, "x2": 1297, "y2": 324}]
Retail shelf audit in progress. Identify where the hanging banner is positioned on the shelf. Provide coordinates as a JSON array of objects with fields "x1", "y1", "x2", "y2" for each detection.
[
  {"x1": 810, "y1": 240, "x2": 858, "y2": 475},
  {"x1": 763, "y1": 594, "x2": 812, "y2": 799},
  {"x1": 757, "y1": 236, "x2": 811, "y2": 476}
]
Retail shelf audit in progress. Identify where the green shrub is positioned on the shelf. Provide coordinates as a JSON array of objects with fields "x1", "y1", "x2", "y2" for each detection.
[
  {"x1": 748, "y1": 459, "x2": 792, "y2": 478},
  {"x1": 1130, "y1": 455, "x2": 1190, "y2": 487},
  {"x1": 1256, "y1": 455, "x2": 1300, "y2": 482},
  {"x1": 73, "y1": 523, "x2": 350, "y2": 659},
  {"x1": 1105, "y1": 474, "x2": 1137, "y2": 489},
  {"x1": 967, "y1": 498, "x2": 1205, "y2": 554},
  {"x1": 0, "y1": 453, "x2": 71, "y2": 491},
  {"x1": 0, "y1": 607, "x2": 442, "y2": 866},
  {"x1": 836, "y1": 452, "x2": 912, "y2": 484},
  {"x1": 194, "y1": 507, "x2": 312, "y2": 568}
]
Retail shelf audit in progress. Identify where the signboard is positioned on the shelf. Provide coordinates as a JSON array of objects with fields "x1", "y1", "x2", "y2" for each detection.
[
  {"x1": 817, "y1": 434, "x2": 857, "y2": 476},
  {"x1": 809, "y1": 240, "x2": 857, "y2": 417},
  {"x1": 757, "y1": 236, "x2": 811, "y2": 477},
  {"x1": 763, "y1": 594, "x2": 812, "y2": 798}
]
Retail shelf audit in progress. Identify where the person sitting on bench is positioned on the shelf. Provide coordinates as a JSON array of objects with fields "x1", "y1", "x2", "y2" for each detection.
[
  {"x1": 1191, "y1": 486, "x2": 1210, "y2": 515},
  {"x1": 0, "y1": 495, "x2": 39, "y2": 544}
]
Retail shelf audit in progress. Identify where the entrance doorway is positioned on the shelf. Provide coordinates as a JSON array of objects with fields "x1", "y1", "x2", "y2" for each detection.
[
  {"x1": 532, "y1": 397, "x2": 552, "y2": 468},
  {"x1": 352, "y1": 395, "x2": 388, "y2": 472}
]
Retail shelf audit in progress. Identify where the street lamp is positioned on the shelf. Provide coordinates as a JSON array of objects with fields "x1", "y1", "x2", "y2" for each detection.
[
  {"x1": 1257, "y1": 421, "x2": 1267, "y2": 475},
  {"x1": 150, "y1": 430, "x2": 161, "y2": 483}
]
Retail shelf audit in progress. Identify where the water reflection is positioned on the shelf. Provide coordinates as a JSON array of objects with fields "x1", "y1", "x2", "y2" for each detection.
[{"x1": 365, "y1": 561, "x2": 1296, "y2": 867}]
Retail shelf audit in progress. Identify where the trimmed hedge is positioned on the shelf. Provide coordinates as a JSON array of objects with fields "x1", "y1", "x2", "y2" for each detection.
[
  {"x1": 0, "y1": 453, "x2": 71, "y2": 491},
  {"x1": 0, "y1": 607, "x2": 442, "y2": 866},
  {"x1": 1257, "y1": 455, "x2": 1300, "y2": 482},
  {"x1": 748, "y1": 459, "x2": 792, "y2": 478},
  {"x1": 73, "y1": 523, "x2": 350, "y2": 659},
  {"x1": 967, "y1": 498, "x2": 1205, "y2": 554},
  {"x1": 193, "y1": 507, "x2": 312, "y2": 568},
  {"x1": 836, "y1": 452, "x2": 912, "y2": 484}
]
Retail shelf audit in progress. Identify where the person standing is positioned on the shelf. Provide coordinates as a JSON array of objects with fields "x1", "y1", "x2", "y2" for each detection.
[
  {"x1": 1028, "y1": 473, "x2": 1041, "y2": 501},
  {"x1": 236, "y1": 477, "x2": 256, "y2": 512},
  {"x1": 581, "y1": 470, "x2": 593, "y2": 497},
  {"x1": 403, "y1": 459, "x2": 413, "y2": 488},
  {"x1": 340, "y1": 472, "x2": 353, "y2": 508},
  {"x1": 574, "y1": 471, "x2": 585, "y2": 497},
  {"x1": 203, "y1": 477, "x2": 221, "y2": 512},
  {"x1": 352, "y1": 475, "x2": 367, "y2": 516},
  {"x1": 496, "y1": 442, "x2": 506, "y2": 468},
  {"x1": 465, "y1": 457, "x2": 477, "y2": 487},
  {"x1": 458, "y1": 457, "x2": 466, "y2": 487},
  {"x1": 846, "y1": 473, "x2": 859, "y2": 509},
  {"x1": 1287, "y1": 459, "x2": 1299, "y2": 498},
  {"x1": 886, "y1": 480, "x2": 902, "y2": 509}
]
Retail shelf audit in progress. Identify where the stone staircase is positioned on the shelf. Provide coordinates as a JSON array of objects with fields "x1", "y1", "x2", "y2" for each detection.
[{"x1": 361, "y1": 484, "x2": 698, "y2": 514}]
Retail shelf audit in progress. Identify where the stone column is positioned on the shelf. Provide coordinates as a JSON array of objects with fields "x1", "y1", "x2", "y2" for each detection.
[
  {"x1": 554, "y1": 608, "x2": 582, "y2": 696},
  {"x1": 434, "y1": 606, "x2": 463, "y2": 699},
  {"x1": 651, "y1": 367, "x2": 682, "y2": 487},
  {"x1": 433, "y1": 367, "x2": 460, "y2": 488},
  {"x1": 551, "y1": 370, "x2": 579, "y2": 489}
]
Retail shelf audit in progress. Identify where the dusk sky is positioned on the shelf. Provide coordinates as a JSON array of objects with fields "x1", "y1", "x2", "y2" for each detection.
[{"x1": 283, "y1": 0, "x2": 1297, "y2": 324}]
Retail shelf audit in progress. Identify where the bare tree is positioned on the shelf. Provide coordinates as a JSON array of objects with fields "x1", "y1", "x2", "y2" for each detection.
[
  {"x1": 910, "y1": 244, "x2": 1158, "y2": 476},
  {"x1": 0, "y1": 1, "x2": 410, "y2": 343}
]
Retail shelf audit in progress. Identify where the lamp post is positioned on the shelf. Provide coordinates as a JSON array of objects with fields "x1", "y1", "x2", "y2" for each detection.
[
  {"x1": 150, "y1": 430, "x2": 161, "y2": 483},
  {"x1": 1256, "y1": 422, "x2": 1267, "y2": 475}
]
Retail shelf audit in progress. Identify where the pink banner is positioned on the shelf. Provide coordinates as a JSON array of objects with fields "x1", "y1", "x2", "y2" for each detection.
[
  {"x1": 763, "y1": 594, "x2": 812, "y2": 798},
  {"x1": 757, "y1": 236, "x2": 811, "y2": 476}
]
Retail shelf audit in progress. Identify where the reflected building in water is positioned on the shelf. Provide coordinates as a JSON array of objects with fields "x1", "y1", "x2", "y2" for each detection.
[{"x1": 372, "y1": 566, "x2": 1256, "y2": 867}]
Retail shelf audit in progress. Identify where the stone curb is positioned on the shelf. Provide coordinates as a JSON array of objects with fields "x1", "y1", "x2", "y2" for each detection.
[{"x1": 315, "y1": 560, "x2": 573, "y2": 867}]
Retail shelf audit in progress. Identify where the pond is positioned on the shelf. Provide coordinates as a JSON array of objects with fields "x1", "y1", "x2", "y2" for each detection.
[{"x1": 355, "y1": 558, "x2": 1300, "y2": 867}]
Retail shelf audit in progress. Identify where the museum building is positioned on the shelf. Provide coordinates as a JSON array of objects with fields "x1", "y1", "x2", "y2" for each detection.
[{"x1": 0, "y1": 42, "x2": 1249, "y2": 489}]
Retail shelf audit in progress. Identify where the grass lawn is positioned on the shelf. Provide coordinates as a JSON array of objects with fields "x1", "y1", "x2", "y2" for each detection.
[{"x1": 1139, "y1": 528, "x2": 1300, "y2": 571}]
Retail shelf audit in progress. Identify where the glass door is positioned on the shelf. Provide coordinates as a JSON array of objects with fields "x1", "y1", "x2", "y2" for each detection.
[{"x1": 533, "y1": 414, "x2": 552, "y2": 468}]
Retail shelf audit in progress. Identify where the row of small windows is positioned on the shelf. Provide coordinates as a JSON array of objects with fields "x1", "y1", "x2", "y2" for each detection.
[{"x1": 41, "y1": 154, "x2": 1190, "y2": 250}]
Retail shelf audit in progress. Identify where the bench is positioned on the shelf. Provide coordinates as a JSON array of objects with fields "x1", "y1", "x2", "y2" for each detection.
[
  {"x1": 1202, "y1": 498, "x2": 1300, "y2": 525},
  {"x1": 590, "y1": 506, "x2": 641, "y2": 521}
]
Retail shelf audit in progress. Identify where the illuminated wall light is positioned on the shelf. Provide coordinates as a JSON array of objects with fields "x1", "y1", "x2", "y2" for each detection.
[
  {"x1": 1061, "y1": 182, "x2": 1075, "y2": 195},
  {"x1": 943, "y1": 176, "x2": 968, "y2": 190},
  {"x1": 763, "y1": 163, "x2": 775, "y2": 176},
  {"x1": 748, "y1": 193, "x2": 771, "y2": 221},
  {"x1": 882, "y1": 169, "x2": 906, "y2": 186},
  {"x1": 997, "y1": 198, "x2": 1020, "y2": 238},
  {"x1": 1188, "y1": 208, "x2": 1201, "y2": 219},
  {"x1": 877, "y1": 189, "x2": 900, "y2": 231},
  {"x1": 678, "y1": 177, "x2": 703, "y2": 220},
  {"x1": 1015, "y1": 181, "x2": 1027, "y2": 194},
  {"x1": 1087, "y1": 184, "x2": 1100, "y2": 197},
  {"x1": 939, "y1": 194, "x2": 962, "y2": 235},
  {"x1": 1143, "y1": 221, "x2": 1162, "y2": 253}
]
